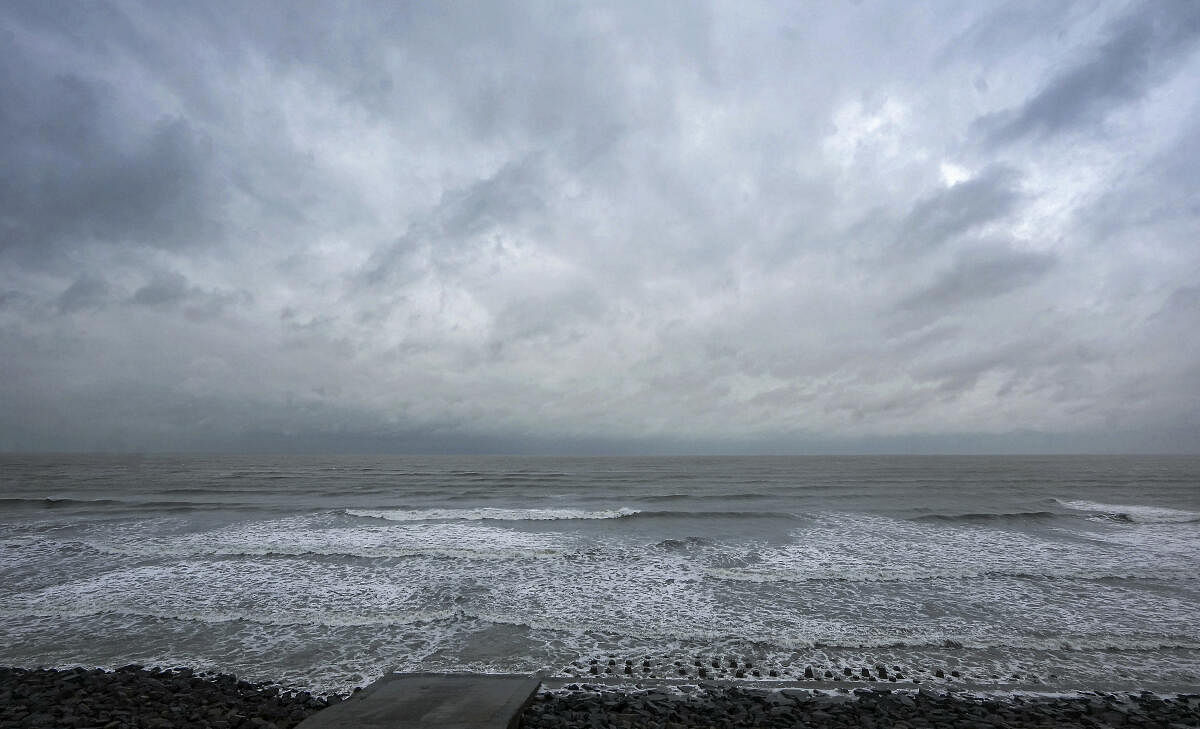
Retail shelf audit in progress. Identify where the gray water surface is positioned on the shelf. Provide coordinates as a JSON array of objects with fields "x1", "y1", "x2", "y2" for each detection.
[{"x1": 1, "y1": 455, "x2": 1197, "y2": 694}]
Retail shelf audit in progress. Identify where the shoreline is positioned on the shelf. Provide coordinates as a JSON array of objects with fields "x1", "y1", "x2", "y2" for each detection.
[{"x1": 2, "y1": 666, "x2": 1198, "y2": 729}]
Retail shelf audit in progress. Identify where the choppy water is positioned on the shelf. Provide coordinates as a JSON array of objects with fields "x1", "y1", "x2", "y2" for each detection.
[{"x1": 1, "y1": 455, "x2": 1198, "y2": 694}]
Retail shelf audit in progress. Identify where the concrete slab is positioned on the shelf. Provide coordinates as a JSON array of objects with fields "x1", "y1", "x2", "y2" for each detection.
[{"x1": 296, "y1": 673, "x2": 541, "y2": 729}]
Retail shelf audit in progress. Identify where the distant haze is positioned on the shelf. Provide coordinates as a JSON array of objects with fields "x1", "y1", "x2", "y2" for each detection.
[{"x1": 2, "y1": 1, "x2": 1199, "y2": 454}]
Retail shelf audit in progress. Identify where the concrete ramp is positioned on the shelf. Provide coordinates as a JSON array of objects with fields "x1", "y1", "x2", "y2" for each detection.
[{"x1": 297, "y1": 673, "x2": 541, "y2": 729}]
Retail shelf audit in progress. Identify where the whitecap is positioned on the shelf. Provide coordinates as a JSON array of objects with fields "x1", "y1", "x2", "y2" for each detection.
[
  {"x1": 1058, "y1": 500, "x2": 1200, "y2": 524},
  {"x1": 345, "y1": 507, "x2": 640, "y2": 521}
]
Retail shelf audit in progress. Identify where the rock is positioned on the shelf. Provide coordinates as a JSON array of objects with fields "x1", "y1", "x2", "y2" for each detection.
[{"x1": 0, "y1": 666, "x2": 334, "y2": 729}]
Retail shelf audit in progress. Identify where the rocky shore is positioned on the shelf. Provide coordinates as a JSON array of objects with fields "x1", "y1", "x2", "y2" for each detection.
[
  {"x1": 523, "y1": 684, "x2": 1200, "y2": 729},
  {"x1": 0, "y1": 666, "x2": 335, "y2": 729},
  {"x1": 4, "y1": 665, "x2": 1199, "y2": 729}
]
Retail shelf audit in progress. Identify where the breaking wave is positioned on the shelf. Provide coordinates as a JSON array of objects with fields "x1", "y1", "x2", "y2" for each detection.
[
  {"x1": 344, "y1": 507, "x2": 640, "y2": 521},
  {"x1": 912, "y1": 511, "x2": 1058, "y2": 523},
  {"x1": 1056, "y1": 500, "x2": 1200, "y2": 524},
  {"x1": 344, "y1": 508, "x2": 797, "y2": 522}
]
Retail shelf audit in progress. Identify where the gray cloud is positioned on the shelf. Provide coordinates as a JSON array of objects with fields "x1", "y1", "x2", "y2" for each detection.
[
  {"x1": 131, "y1": 272, "x2": 191, "y2": 308},
  {"x1": 977, "y1": 0, "x2": 1200, "y2": 145},
  {"x1": 894, "y1": 166, "x2": 1021, "y2": 252},
  {"x1": 57, "y1": 275, "x2": 113, "y2": 314},
  {"x1": 1, "y1": 0, "x2": 1198, "y2": 453},
  {"x1": 0, "y1": 65, "x2": 218, "y2": 262},
  {"x1": 898, "y1": 245, "x2": 1057, "y2": 316},
  {"x1": 129, "y1": 272, "x2": 252, "y2": 320}
]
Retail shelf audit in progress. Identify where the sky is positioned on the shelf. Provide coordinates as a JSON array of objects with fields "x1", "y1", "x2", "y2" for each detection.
[{"x1": 1, "y1": 1, "x2": 1199, "y2": 454}]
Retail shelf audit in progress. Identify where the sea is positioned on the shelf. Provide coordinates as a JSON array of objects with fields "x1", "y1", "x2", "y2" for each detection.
[{"x1": 1, "y1": 454, "x2": 1198, "y2": 695}]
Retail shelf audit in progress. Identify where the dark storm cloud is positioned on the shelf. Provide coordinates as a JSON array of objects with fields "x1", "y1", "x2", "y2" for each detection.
[
  {"x1": 978, "y1": 0, "x2": 1200, "y2": 145},
  {"x1": 1, "y1": 0, "x2": 1198, "y2": 453},
  {"x1": 0, "y1": 61, "x2": 217, "y2": 263}
]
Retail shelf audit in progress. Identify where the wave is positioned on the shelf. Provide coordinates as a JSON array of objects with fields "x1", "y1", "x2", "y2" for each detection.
[
  {"x1": 1056, "y1": 500, "x2": 1200, "y2": 524},
  {"x1": 78, "y1": 520, "x2": 572, "y2": 561},
  {"x1": 85, "y1": 542, "x2": 567, "y2": 561},
  {"x1": 638, "y1": 492, "x2": 776, "y2": 503},
  {"x1": 704, "y1": 566, "x2": 1200, "y2": 584},
  {"x1": 345, "y1": 507, "x2": 640, "y2": 521},
  {"x1": 912, "y1": 511, "x2": 1058, "y2": 523},
  {"x1": 0, "y1": 605, "x2": 462, "y2": 629},
  {"x1": 5, "y1": 603, "x2": 1198, "y2": 655},
  {"x1": 345, "y1": 507, "x2": 796, "y2": 522},
  {"x1": 0, "y1": 497, "x2": 126, "y2": 509},
  {"x1": 654, "y1": 536, "x2": 713, "y2": 551},
  {"x1": 0, "y1": 497, "x2": 272, "y2": 513}
]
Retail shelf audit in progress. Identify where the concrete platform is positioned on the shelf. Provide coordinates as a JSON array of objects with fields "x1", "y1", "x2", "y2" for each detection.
[{"x1": 296, "y1": 673, "x2": 541, "y2": 729}]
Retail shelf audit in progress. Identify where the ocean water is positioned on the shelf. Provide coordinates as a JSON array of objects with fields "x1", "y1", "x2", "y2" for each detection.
[{"x1": 1, "y1": 454, "x2": 1198, "y2": 694}]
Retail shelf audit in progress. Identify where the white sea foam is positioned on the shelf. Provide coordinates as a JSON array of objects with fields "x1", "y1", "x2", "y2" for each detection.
[
  {"x1": 1058, "y1": 500, "x2": 1200, "y2": 524},
  {"x1": 345, "y1": 507, "x2": 640, "y2": 521},
  {"x1": 703, "y1": 513, "x2": 1198, "y2": 584},
  {"x1": 0, "y1": 559, "x2": 462, "y2": 628},
  {"x1": 85, "y1": 517, "x2": 572, "y2": 560}
]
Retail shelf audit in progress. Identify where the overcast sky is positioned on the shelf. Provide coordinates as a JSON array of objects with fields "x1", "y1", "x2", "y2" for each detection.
[{"x1": 2, "y1": 1, "x2": 1199, "y2": 454}]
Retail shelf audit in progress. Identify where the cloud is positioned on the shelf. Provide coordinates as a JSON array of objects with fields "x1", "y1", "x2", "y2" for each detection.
[
  {"x1": 131, "y1": 272, "x2": 190, "y2": 308},
  {"x1": 893, "y1": 166, "x2": 1021, "y2": 252},
  {"x1": 129, "y1": 272, "x2": 251, "y2": 319},
  {"x1": 897, "y1": 244, "x2": 1057, "y2": 316},
  {"x1": 0, "y1": 1, "x2": 1198, "y2": 453},
  {"x1": 57, "y1": 275, "x2": 113, "y2": 313},
  {"x1": 0, "y1": 64, "x2": 217, "y2": 262},
  {"x1": 977, "y1": 0, "x2": 1200, "y2": 145}
]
